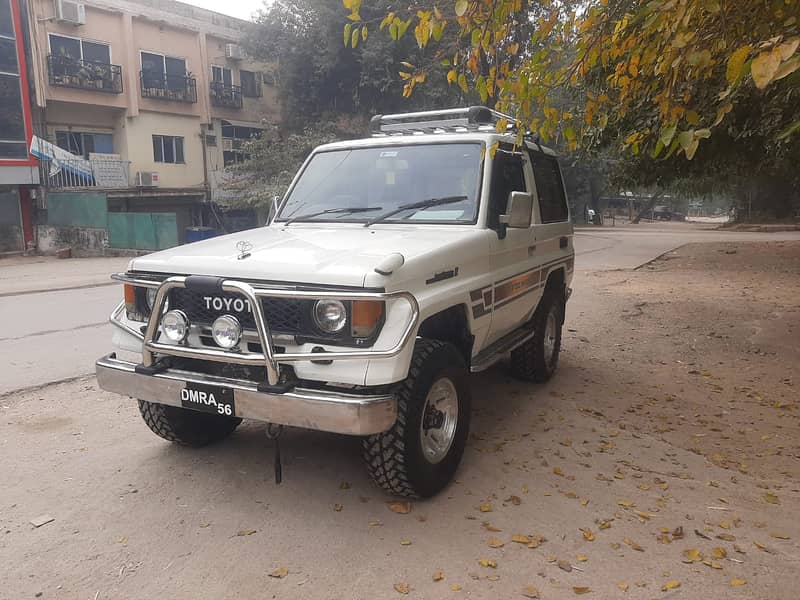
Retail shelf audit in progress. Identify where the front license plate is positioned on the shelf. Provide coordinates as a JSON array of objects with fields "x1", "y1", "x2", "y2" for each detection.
[{"x1": 180, "y1": 382, "x2": 235, "y2": 417}]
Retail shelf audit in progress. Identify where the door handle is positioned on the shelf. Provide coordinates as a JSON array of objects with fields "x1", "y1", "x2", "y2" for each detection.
[{"x1": 559, "y1": 237, "x2": 568, "y2": 249}]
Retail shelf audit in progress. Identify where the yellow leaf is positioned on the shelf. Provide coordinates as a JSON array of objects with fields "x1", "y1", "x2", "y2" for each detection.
[
  {"x1": 617, "y1": 583, "x2": 629, "y2": 591},
  {"x1": 236, "y1": 529, "x2": 257, "y2": 536},
  {"x1": 527, "y1": 535, "x2": 546, "y2": 548},
  {"x1": 778, "y1": 38, "x2": 799, "y2": 61},
  {"x1": 479, "y1": 503, "x2": 492, "y2": 513},
  {"x1": 433, "y1": 571, "x2": 445, "y2": 581},
  {"x1": 483, "y1": 522, "x2": 502, "y2": 532},
  {"x1": 712, "y1": 547, "x2": 727, "y2": 559},
  {"x1": 635, "y1": 511, "x2": 654, "y2": 521},
  {"x1": 624, "y1": 538, "x2": 643, "y2": 551},
  {"x1": 726, "y1": 45, "x2": 751, "y2": 84},
  {"x1": 770, "y1": 533, "x2": 791, "y2": 540},
  {"x1": 662, "y1": 581, "x2": 681, "y2": 591},
  {"x1": 488, "y1": 537, "x2": 505, "y2": 548},
  {"x1": 582, "y1": 528, "x2": 595, "y2": 542},
  {"x1": 512, "y1": 534, "x2": 532, "y2": 544},
  {"x1": 394, "y1": 582, "x2": 410, "y2": 594},
  {"x1": 400, "y1": 540, "x2": 412, "y2": 546},
  {"x1": 751, "y1": 48, "x2": 783, "y2": 89},
  {"x1": 361, "y1": 25, "x2": 368, "y2": 42},
  {"x1": 553, "y1": 467, "x2": 564, "y2": 476},
  {"x1": 576, "y1": 554, "x2": 588, "y2": 562},
  {"x1": 454, "y1": 0, "x2": 468, "y2": 17},
  {"x1": 447, "y1": 69, "x2": 457, "y2": 85},
  {"x1": 451, "y1": 585, "x2": 462, "y2": 591},
  {"x1": 682, "y1": 548, "x2": 703, "y2": 563},
  {"x1": 617, "y1": 499, "x2": 635, "y2": 508},
  {"x1": 720, "y1": 520, "x2": 730, "y2": 529},
  {"x1": 479, "y1": 558, "x2": 497, "y2": 568},
  {"x1": 730, "y1": 579, "x2": 747, "y2": 587},
  {"x1": 775, "y1": 56, "x2": 800, "y2": 81},
  {"x1": 388, "y1": 501, "x2": 412, "y2": 514},
  {"x1": 522, "y1": 585, "x2": 540, "y2": 598},
  {"x1": 269, "y1": 567, "x2": 289, "y2": 578},
  {"x1": 573, "y1": 587, "x2": 591, "y2": 595},
  {"x1": 368, "y1": 520, "x2": 382, "y2": 527}
]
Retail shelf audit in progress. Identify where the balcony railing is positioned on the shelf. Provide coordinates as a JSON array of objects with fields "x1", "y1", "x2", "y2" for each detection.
[
  {"x1": 140, "y1": 72, "x2": 198, "y2": 103},
  {"x1": 47, "y1": 55, "x2": 124, "y2": 94},
  {"x1": 39, "y1": 157, "x2": 131, "y2": 190},
  {"x1": 210, "y1": 81, "x2": 243, "y2": 109}
]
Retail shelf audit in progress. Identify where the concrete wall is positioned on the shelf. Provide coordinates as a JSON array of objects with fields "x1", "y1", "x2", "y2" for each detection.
[{"x1": 36, "y1": 224, "x2": 108, "y2": 254}]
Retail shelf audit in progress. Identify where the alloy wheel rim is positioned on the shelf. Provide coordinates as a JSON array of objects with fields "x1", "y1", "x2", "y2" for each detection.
[
  {"x1": 420, "y1": 377, "x2": 459, "y2": 464},
  {"x1": 543, "y1": 309, "x2": 557, "y2": 368}
]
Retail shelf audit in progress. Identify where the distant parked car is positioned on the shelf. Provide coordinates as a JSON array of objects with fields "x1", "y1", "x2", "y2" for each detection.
[{"x1": 670, "y1": 211, "x2": 686, "y2": 221}]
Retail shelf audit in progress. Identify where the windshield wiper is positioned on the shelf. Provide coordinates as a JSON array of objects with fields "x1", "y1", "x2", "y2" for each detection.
[
  {"x1": 282, "y1": 206, "x2": 382, "y2": 226},
  {"x1": 363, "y1": 196, "x2": 468, "y2": 227}
]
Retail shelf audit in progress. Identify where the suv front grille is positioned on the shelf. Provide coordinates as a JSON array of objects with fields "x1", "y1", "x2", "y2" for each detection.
[{"x1": 169, "y1": 288, "x2": 304, "y2": 334}]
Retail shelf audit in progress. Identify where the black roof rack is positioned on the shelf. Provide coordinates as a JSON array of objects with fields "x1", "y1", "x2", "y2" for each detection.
[{"x1": 369, "y1": 106, "x2": 518, "y2": 136}]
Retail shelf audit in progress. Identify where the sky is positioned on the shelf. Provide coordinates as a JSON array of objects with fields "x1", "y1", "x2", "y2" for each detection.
[{"x1": 185, "y1": 0, "x2": 265, "y2": 21}]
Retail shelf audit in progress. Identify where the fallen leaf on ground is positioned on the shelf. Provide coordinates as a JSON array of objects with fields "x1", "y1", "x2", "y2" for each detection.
[
  {"x1": 662, "y1": 581, "x2": 681, "y2": 591},
  {"x1": 369, "y1": 520, "x2": 382, "y2": 527},
  {"x1": 694, "y1": 529, "x2": 711, "y2": 540},
  {"x1": 730, "y1": 579, "x2": 747, "y2": 586},
  {"x1": 116, "y1": 537, "x2": 128, "y2": 544},
  {"x1": 704, "y1": 560, "x2": 723, "y2": 569},
  {"x1": 527, "y1": 535, "x2": 546, "y2": 548},
  {"x1": 522, "y1": 584, "x2": 540, "y2": 598},
  {"x1": 451, "y1": 584, "x2": 462, "y2": 591},
  {"x1": 488, "y1": 537, "x2": 505, "y2": 548},
  {"x1": 764, "y1": 492, "x2": 780, "y2": 505},
  {"x1": 573, "y1": 587, "x2": 591, "y2": 595},
  {"x1": 553, "y1": 467, "x2": 564, "y2": 476},
  {"x1": 479, "y1": 503, "x2": 493, "y2": 513},
  {"x1": 340, "y1": 481, "x2": 351, "y2": 489},
  {"x1": 576, "y1": 554, "x2": 588, "y2": 562},
  {"x1": 269, "y1": 567, "x2": 288, "y2": 578},
  {"x1": 636, "y1": 511, "x2": 655, "y2": 521},
  {"x1": 483, "y1": 522, "x2": 502, "y2": 532},
  {"x1": 333, "y1": 504, "x2": 343, "y2": 512},
  {"x1": 683, "y1": 548, "x2": 703, "y2": 563},
  {"x1": 479, "y1": 559, "x2": 498, "y2": 568},
  {"x1": 512, "y1": 534, "x2": 532, "y2": 544},
  {"x1": 717, "y1": 533, "x2": 736, "y2": 541},
  {"x1": 400, "y1": 540, "x2": 412, "y2": 546},
  {"x1": 394, "y1": 582, "x2": 410, "y2": 594},
  {"x1": 507, "y1": 495, "x2": 522, "y2": 505},
  {"x1": 388, "y1": 501, "x2": 412, "y2": 514},
  {"x1": 558, "y1": 559, "x2": 573, "y2": 572},
  {"x1": 236, "y1": 529, "x2": 257, "y2": 536},
  {"x1": 617, "y1": 499, "x2": 635, "y2": 508},
  {"x1": 617, "y1": 583, "x2": 629, "y2": 591},
  {"x1": 624, "y1": 538, "x2": 644, "y2": 551},
  {"x1": 712, "y1": 547, "x2": 727, "y2": 559},
  {"x1": 433, "y1": 571, "x2": 445, "y2": 581},
  {"x1": 770, "y1": 533, "x2": 790, "y2": 540},
  {"x1": 582, "y1": 528, "x2": 595, "y2": 541}
]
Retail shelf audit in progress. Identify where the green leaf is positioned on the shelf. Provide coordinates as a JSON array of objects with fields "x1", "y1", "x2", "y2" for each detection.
[
  {"x1": 774, "y1": 56, "x2": 800, "y2": 81},
  {"x1": 457, "y1": 73, "x2": 468, "y2": 93},
  {"x1": 389, "y1": 21, "x2": 399, "y2": 41},
  {"x1": 477, "y1": 75, "x2": 488, "y2": 103},
  {"x1": 344, "y1": 23, "x2": 352, "y2": 47},
  {"x1": 695, "y1": 128, "x2": 711, "y2": 139},
  {"x1": 685, "y1": 138, "x2": 700, "y2": 160},
  {"x1": 677, "y1": 130, "x2": 695, "y2": 150},
  {"x1": 455, "y1": 0, "x2": 468, "y2": 17},
  {"x1": 352, "y1": 28, "x2": 360, "y2": 48},
  {"x1": 659, "y1": 124, "x2": 677, "y2": 147},
  {"x1": 651, "y1": 138, "x2": 665, "y2": 159},
  {"x1": 777, "y1": 120, "x2": 800, "y2": 140}
]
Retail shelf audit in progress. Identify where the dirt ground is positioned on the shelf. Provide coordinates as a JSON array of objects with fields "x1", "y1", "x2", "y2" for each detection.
[{"x1": 2, "y1": 241, "x2": 799, "y2": 600}]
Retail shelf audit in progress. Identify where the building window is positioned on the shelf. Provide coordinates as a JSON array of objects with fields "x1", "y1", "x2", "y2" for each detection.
[
  {"x1": 0, "y1": 0, "x2": 26, "y2": 160},
  {"x1": 49, "y1": 34, "x2": 111, "y2": 64},
  {"x1": 221, "y1": 122, "x2": 261, "y2": 166},
  {"x1": 153, "y1": 135, "x2": 184, "y2": 164},
  {"x1": 240, "y1": 70, "x2": 262, "y2": 98},
  {"x1": 55, "y1": 131, "x2": 113, "y2": 159},
  {"x1": 141, "y1": 52, "x2": 187, "y2": 90},
  {"x1": 211, "y1": 65, "x2": 232, "y2": 86}
]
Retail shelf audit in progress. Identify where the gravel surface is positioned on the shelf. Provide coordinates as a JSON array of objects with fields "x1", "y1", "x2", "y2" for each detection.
[{"x1": 1, "y1": 241, "x2": 798, "y2": 600}]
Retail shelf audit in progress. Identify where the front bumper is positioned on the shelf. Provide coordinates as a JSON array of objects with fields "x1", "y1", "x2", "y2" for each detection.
[{"x1": 96, "y1": 354, "x2": 397, "y2": 436}]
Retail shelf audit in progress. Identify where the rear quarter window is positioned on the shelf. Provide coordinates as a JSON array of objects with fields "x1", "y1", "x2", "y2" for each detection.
[{"x1": 531, "y1": 152, "x2": 569, "y2": 223}]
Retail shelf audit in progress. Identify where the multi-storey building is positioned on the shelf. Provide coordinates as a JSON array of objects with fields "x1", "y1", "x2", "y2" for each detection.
[
  {"x1": 21, "y1": 0, "x2": 277, "y2": 252},
  {"x1": 0, "y1": 0, "x2": 37, "y2": 253}
]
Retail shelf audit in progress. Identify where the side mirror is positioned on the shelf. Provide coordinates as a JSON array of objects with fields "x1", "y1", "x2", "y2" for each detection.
[{"x1": 500, "y1": 191, "x2": 532, "y2": 229}]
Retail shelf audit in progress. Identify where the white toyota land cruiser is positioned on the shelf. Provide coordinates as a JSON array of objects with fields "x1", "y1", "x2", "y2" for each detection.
[{"x1": 97, "y1": 107, "x2": 574, "y2": 498}]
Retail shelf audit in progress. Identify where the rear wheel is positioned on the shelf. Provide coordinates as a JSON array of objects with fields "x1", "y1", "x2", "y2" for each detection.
[
  {"x1": 510, "y1": 286, "x2": 564, "y2": 382},
  {"x1": 138, "y1": 400, "x2": 242, "y2": 447},
  {"x1": 363, "y1": 340, "x2": 471, "y2": 498}
]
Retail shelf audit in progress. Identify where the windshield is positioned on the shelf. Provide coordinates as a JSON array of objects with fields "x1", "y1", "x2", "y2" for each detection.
[{"x1": 276, "y1": 143, "x2": 483, "y2": 224}]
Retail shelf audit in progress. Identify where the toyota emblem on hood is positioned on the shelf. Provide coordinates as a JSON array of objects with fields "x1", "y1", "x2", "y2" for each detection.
[{"x1": 236, "y1": 240, "x2": 253, "y2": 260}]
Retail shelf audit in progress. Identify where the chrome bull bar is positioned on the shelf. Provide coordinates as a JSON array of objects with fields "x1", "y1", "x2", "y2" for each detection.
[{"x1": 109, "y1": 274, "x2": 420, "y2": 386}]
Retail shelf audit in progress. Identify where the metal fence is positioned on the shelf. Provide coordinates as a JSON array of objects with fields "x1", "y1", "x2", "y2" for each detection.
[
  {"x1": 39, "y1": 157, "x2": 132, "y2": 189},
  {"x1": 210, "y1": 81, "x2": 243, "y2": 109},
  {"x1": 47, "y1": 55, "x2": 124, "y2": 94},
  {"x1": 140, "y1": 72, "x2": 198, "y2": 103}
]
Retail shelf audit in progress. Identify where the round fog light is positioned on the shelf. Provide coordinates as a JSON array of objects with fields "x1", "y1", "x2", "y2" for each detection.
[
  {"x1": 313, "y1": 299, "x2": 347, "y2": 333},
  {"x1": 162, "y1": 310, "x2": 189, "y2": 342},
  {"x1": 212, "y1": 315, "x2": 242, "y2": 349}
]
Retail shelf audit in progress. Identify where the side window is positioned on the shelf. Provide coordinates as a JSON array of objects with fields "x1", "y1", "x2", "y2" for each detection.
[
  {"x1": 488, "y1": 152, "x2": 527, "y2": 230},
  {"x1": 531, "y1": 152, "x2": 568, "y2": 223}
]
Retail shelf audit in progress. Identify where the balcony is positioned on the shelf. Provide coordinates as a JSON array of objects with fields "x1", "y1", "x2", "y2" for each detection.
[
  {"x1": 39, "y1": 157, "x2": 131, "y2": 190},
  {"x1": 47, "y1": 55, "x2": 123, "y2": 94},
  {"x1": 140, "y1": 72, "x2": 198, "y2": 103},
  {"x1": 210, "y1": 81, "x2": 243, "y2": 109}
]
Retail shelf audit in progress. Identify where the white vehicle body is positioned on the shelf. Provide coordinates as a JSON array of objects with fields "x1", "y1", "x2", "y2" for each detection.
[{"x1": 96, "y1": 107, "x2": 574, "y2": 495}]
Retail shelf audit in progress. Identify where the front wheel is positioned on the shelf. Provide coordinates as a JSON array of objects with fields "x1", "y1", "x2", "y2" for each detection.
[
  {"x1": 138, "y1": 400, "x2": 242, "y2": 447},
  {"x1": 363, "y1": 340, "x2": 471, "y2": 498}
]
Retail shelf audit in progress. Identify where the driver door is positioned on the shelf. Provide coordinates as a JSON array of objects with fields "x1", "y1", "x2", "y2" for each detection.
[{"x1": 485, "y1": 150, "x2": 538, "y2": 345}]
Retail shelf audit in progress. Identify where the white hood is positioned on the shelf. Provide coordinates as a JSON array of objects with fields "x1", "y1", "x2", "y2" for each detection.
[{"x1": 130, "y1": 224, "x2": 483, "y2": 288}]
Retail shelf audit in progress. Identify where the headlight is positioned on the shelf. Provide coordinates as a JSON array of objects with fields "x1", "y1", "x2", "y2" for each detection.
[
  {"x1": 145, "y1": 287, "x2": 158, "y2": 311},
  {"x1": 313, "y1": 300, "x2": 347, "y2": 333},
  {"x1": 162, "y1": 310, "x2": 189, "y2": 342},
  {"x1": 212, "y1": 315, "x2": 242, "y2": 349}
]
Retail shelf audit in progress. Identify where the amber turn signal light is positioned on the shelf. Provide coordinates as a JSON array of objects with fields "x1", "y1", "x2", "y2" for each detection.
[{"x1": 351, "y1": 300, "x2": 384, "y2": 338}]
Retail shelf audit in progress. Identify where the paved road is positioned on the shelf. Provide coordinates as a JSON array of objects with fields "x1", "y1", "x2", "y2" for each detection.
[{"x1": 2, "y1": 224, "x2": 798, "y2": 395}]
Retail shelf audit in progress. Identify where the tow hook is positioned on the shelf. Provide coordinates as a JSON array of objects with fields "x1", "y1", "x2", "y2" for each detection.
[{"x1": 265, "y1": 423, "x2": 284, "y2": 484}]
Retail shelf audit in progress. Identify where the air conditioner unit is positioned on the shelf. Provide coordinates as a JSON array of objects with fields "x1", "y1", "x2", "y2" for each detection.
[
  {"x1": 225, "y1": 44, "x2": 244, "y2": 60},
  {"x1": 136, "y1": 171, "x2": 160, "y2": 188},
  {"x1": 55, "y1": 0, "x2": 86, "y2": 25},
  {"x1": 221, "y1": 138, "x2": 234, "y2": 151}
]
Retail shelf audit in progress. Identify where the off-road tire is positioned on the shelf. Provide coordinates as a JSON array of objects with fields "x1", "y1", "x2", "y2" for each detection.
[
  {"x1": 137, "y1": 400, "x2": 242, "y2": 447},
  {"x1": 363, "y1": 340, "x2": 471, "y2": 498},
  {"x1": 509, "y1": 286, "x2": 564, "y2": 383}
]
